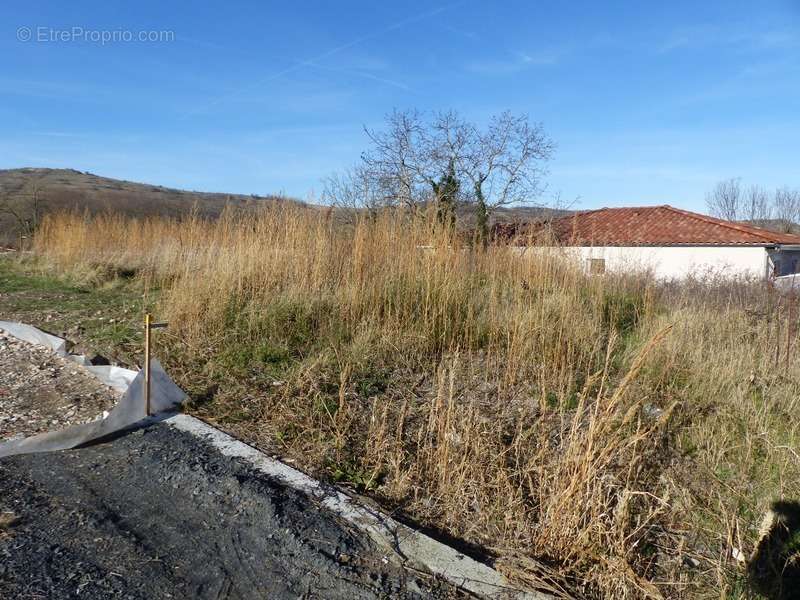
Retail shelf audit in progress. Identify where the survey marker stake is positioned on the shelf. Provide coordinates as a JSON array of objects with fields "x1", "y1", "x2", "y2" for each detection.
[{"x1": 144, "y1": 313, "x2": 168, "y2": 416}]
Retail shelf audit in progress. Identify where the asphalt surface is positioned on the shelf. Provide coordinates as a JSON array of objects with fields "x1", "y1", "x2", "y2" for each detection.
[{"x1": 0, "y1": 423, "x2": 463, "y2": 599}]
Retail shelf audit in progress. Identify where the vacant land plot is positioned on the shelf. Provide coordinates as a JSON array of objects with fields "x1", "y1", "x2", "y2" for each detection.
[{"x1": 4, "y1": 207, "x2": 800, "y2": 598}]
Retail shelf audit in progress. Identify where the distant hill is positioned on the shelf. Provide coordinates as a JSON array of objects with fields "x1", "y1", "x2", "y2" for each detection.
[
  {"x1": 0, "y1": 168, "x2": 301, "y2": 246},
  {"x1": 483, "y1": 204, "x2": 571, "y2": 225},
  {"x1": 0, "y1": 167, "x2": 569, "y2": 247}
]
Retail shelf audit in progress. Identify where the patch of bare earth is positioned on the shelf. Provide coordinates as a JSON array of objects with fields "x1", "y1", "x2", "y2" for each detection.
[{"x1": 0, "y1": 328, "x2": 119, "y2": 441}]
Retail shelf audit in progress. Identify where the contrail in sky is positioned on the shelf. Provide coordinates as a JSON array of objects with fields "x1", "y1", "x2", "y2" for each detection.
[{"x1": 183, "y1": 3, "x2": 458, "y2": 117}]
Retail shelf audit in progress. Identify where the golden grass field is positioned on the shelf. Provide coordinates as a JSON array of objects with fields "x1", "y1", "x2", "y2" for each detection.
[{"x1": 27, "y1": 207, "x2": 800, "y2": 598}]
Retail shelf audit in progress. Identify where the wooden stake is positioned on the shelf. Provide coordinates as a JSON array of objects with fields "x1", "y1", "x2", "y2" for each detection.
[
  {"x1": 144, "y1": 313, "x2": 152, "y2": 416},
  {"x1": 787, "y1": 293, "x2": 796, "y2": 369}
]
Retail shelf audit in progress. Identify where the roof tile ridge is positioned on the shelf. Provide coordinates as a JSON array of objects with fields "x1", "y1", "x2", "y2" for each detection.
[{"x1": 661, "y1": 205, "x2": 787, "y2": 242}]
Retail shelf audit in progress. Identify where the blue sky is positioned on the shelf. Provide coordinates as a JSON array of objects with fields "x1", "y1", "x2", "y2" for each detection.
[{"x1": 2, "y1": 1, "x2": 799, "y2": 211}]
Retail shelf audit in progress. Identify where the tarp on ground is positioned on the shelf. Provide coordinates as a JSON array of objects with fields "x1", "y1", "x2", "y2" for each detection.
[{"x1": 0, "y1": 320, "x2": 186, "y2": 458}]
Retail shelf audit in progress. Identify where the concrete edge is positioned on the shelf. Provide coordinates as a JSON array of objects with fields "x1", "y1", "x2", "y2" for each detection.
[{"x1": 165, "y1": 413, "x2": 550, "y2": 600}]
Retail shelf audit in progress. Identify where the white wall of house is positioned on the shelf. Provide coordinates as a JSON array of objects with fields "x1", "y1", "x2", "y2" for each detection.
[{"x1": 517, "y1": 245, "x2": 770, "y2": 279}]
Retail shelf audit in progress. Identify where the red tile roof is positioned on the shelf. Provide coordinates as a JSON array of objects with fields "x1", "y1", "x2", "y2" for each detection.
[{"x1": 501, "y1": 205, "x2": 800, "y2": 246}]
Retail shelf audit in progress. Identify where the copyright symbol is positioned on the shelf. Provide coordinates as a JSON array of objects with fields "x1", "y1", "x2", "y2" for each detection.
[{"x1": 16, "y1": 27, "x2": 32, "y2": 42}]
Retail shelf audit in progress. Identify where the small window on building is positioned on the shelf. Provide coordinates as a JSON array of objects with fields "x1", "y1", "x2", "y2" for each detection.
[{"x1": 587, "y1": 258, "x2": 606, "y2": 275}]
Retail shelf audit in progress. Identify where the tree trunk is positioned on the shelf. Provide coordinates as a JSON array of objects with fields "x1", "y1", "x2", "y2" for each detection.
[
  {"x1": 475, "y1": 184, "x2": 489, "y2": 249},
  {"x1": 433, "y1": 161, "x2": 458, "y2": 232}
]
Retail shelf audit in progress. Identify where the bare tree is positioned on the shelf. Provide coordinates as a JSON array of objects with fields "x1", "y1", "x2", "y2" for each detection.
[
  {"x1": 0, "y1": 195, "x2": 31, "y2": 236},
  {"x1": 351, "y1": 109, "x2": 553, "y2": 242},
  {"x1": 774, "y1": 187, "x2": 800, "y2": 232},
  {"x1": 429, "y1": 111, "x2": 469, "y2": 230},
  {"x1": 706, "y1": 179, "x2": 800, "y2": 234},
  {"x1": 705, "y1": 178, "x2": 743, "y2": 221},
  {"x1": 744, "y1": 185, "x2": 772, "y2": 224},
  {"x1": 0, "y1": 182, "x2": 44, "y2": 246},
  {"x1": 322, "y1": 165, "x2": 384, "y2": 221},
  {"x1": 361, "y1": 109, "x2": 438, "y2": 211},
  {"x1": 359, "y1": 109, "x2": 469, "y2": 225},
  {"x1": 457, "y1": 111, "x2": 554, "y2": 246}
]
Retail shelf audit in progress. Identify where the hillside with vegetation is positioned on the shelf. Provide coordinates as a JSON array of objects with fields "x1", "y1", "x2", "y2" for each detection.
[
  {"x1": 0, "y1": 167, "x2": 566, "y2": 248},
  {"x1": 0, "y1": 168, "x2": 298, "y2": 246}
]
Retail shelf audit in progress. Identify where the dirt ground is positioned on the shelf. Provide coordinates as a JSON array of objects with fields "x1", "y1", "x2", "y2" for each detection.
[
  {"x1": 0, "y1": 327, "x2": 118, "y2": 441},
  {"x1": 0, "y1": 422, "x2": 464, "y2": 599}
]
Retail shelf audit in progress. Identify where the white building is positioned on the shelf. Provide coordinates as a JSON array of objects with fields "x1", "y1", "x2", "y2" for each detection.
[{"x1": 507, "y1": 205, "x2": 800, "y2": 280}]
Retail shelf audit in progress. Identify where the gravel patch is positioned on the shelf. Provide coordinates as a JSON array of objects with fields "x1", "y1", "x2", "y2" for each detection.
[{"x1": 0, "y1": 328, "x2": 118, "y2": 441}]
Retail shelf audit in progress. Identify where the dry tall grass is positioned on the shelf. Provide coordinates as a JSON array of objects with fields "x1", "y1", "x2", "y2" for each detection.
[{"x1": 32, "y1": 208, "x2": 800, "y2": 598}]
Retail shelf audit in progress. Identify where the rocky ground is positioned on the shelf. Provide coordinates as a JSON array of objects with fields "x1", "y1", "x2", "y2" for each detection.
[{"x1": 0, "y1": 328, "x2": 118, "y2": 441}]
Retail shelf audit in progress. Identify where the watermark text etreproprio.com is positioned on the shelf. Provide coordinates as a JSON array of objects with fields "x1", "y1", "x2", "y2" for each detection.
[{"x1": 17, "y1": 26, "x2": 175, "y2": 44}]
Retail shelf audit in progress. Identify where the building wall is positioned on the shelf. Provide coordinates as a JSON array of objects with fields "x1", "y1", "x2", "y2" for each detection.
[{"x1": 519, "y1": 246, "x2": 769, "y2": 279}]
